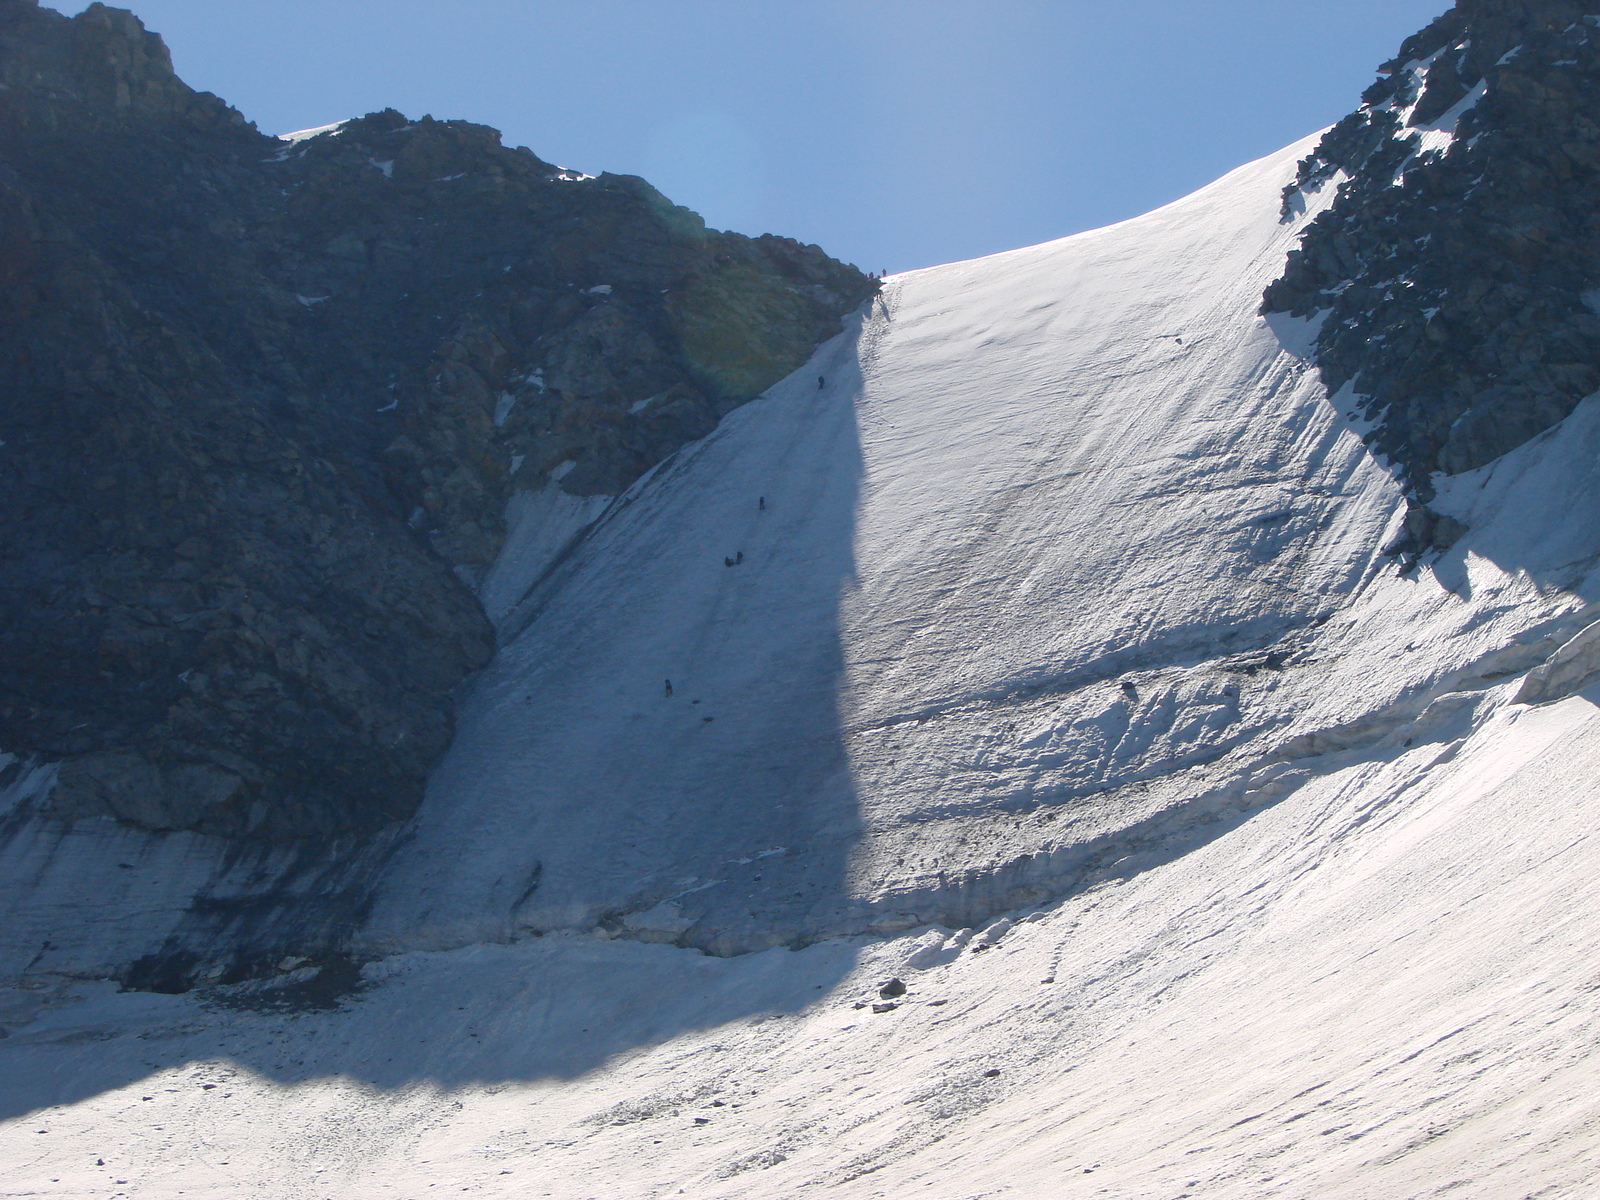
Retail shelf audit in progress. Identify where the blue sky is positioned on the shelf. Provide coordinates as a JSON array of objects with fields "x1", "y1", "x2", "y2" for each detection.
[{"x1": 90, "y1": 1, "x2": 1446, "y2": 272}]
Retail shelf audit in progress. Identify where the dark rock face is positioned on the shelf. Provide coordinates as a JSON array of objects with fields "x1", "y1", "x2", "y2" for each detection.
[
  {"x1": 0, "y1": 0, "x2": 875, "y2": 839},
  {"x1": 1263, "y1": 0, "x2": 1600, "y2": 553}
]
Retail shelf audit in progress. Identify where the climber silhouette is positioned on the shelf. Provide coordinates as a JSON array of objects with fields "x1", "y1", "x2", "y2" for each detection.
[
  {"x1": 664, "y1": 679, "x2": 673, "y2": 698},
  {"x1": 817, "y1": 375, "x2": 825, "y2": 390}
]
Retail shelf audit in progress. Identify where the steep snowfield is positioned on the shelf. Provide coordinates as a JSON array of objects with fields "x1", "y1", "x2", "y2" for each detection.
[
  {"x1": 7, "y1": 133, "x2": 1600, "y2": 1197},
  {"x1": 362, "y1": 135, "x2": 1393, "y2": 957},
  {"x1": 361, "y1": 129, "x2": 1587, "y2": 959}
]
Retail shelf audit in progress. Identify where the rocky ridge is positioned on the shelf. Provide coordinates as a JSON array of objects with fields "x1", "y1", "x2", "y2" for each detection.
[
  {"x1": 0, "y1": 0, "x2": 875, "y2": 841},
  {"x1": 1263, "y1": 0, "x2": 1600, "y2": 554}
]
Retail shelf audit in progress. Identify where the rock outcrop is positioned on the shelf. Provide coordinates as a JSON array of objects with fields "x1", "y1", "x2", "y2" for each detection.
[
  {"x1": 1263, "y1": 0, "x2": 1600, "y2": 554},
  {"x1": 0, "y1": 0, "x2": 875, "y2": 840}
]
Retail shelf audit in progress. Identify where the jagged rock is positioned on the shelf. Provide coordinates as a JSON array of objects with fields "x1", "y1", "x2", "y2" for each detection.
[
  {"x1": 50, "y1": 753, "x2": 249, "y2": 834},
  {"x1": 0, "y1": 0, "x2": 876, "y2": 839},
  {"x1": 1263, "y1": 0, "x2": 1600, "y2": 552}
]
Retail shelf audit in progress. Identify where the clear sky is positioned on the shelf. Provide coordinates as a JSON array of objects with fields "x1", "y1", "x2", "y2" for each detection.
[{"x1": 80, "y1": 1, "x2": 1447, "y2": 273}]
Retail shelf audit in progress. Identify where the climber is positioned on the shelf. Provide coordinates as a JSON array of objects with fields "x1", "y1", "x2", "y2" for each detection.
[{"x1": 664, "y1": 679, "x2": 673, "y2": 698}]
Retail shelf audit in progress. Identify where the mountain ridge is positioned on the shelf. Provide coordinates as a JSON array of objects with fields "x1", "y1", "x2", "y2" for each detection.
[
  {"x1": 1264, "y1": 0, "x2": 1600, "y2": 556},
  {"x1": 0, "y1": 0, "x2": 875, "y2": 842}
]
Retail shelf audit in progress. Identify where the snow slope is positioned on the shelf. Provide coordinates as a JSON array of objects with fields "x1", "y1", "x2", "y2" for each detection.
[
  {"x1": 361, "y1": 131, "x2": 1591, "y2": 960},
  {"x1": 7, "y1": 132, "x2": 1600, "y2": 1197},
  {"x1": 8, "y1": 678, "x2": 1600, "y2": 1198}
]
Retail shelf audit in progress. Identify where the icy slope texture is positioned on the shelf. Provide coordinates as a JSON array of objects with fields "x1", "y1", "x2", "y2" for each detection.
[
  {"x1": 8, "y1": 612, "x2": 1600, "y2": 1196},
  {"x1": 0, "y1": 0, "x2": 873, "y2": 841},
  {"x1": 360, "y1": 127, "x2": 1600, "y2": 964},
  {"x1": 1263, "y1": 0, "x2": 1600, "y2": 553}
]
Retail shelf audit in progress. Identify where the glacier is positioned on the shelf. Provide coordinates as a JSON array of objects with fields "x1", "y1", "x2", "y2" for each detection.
[{"x1": 6, "y1": 132, "x2": 1600, "y2": 1197}]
